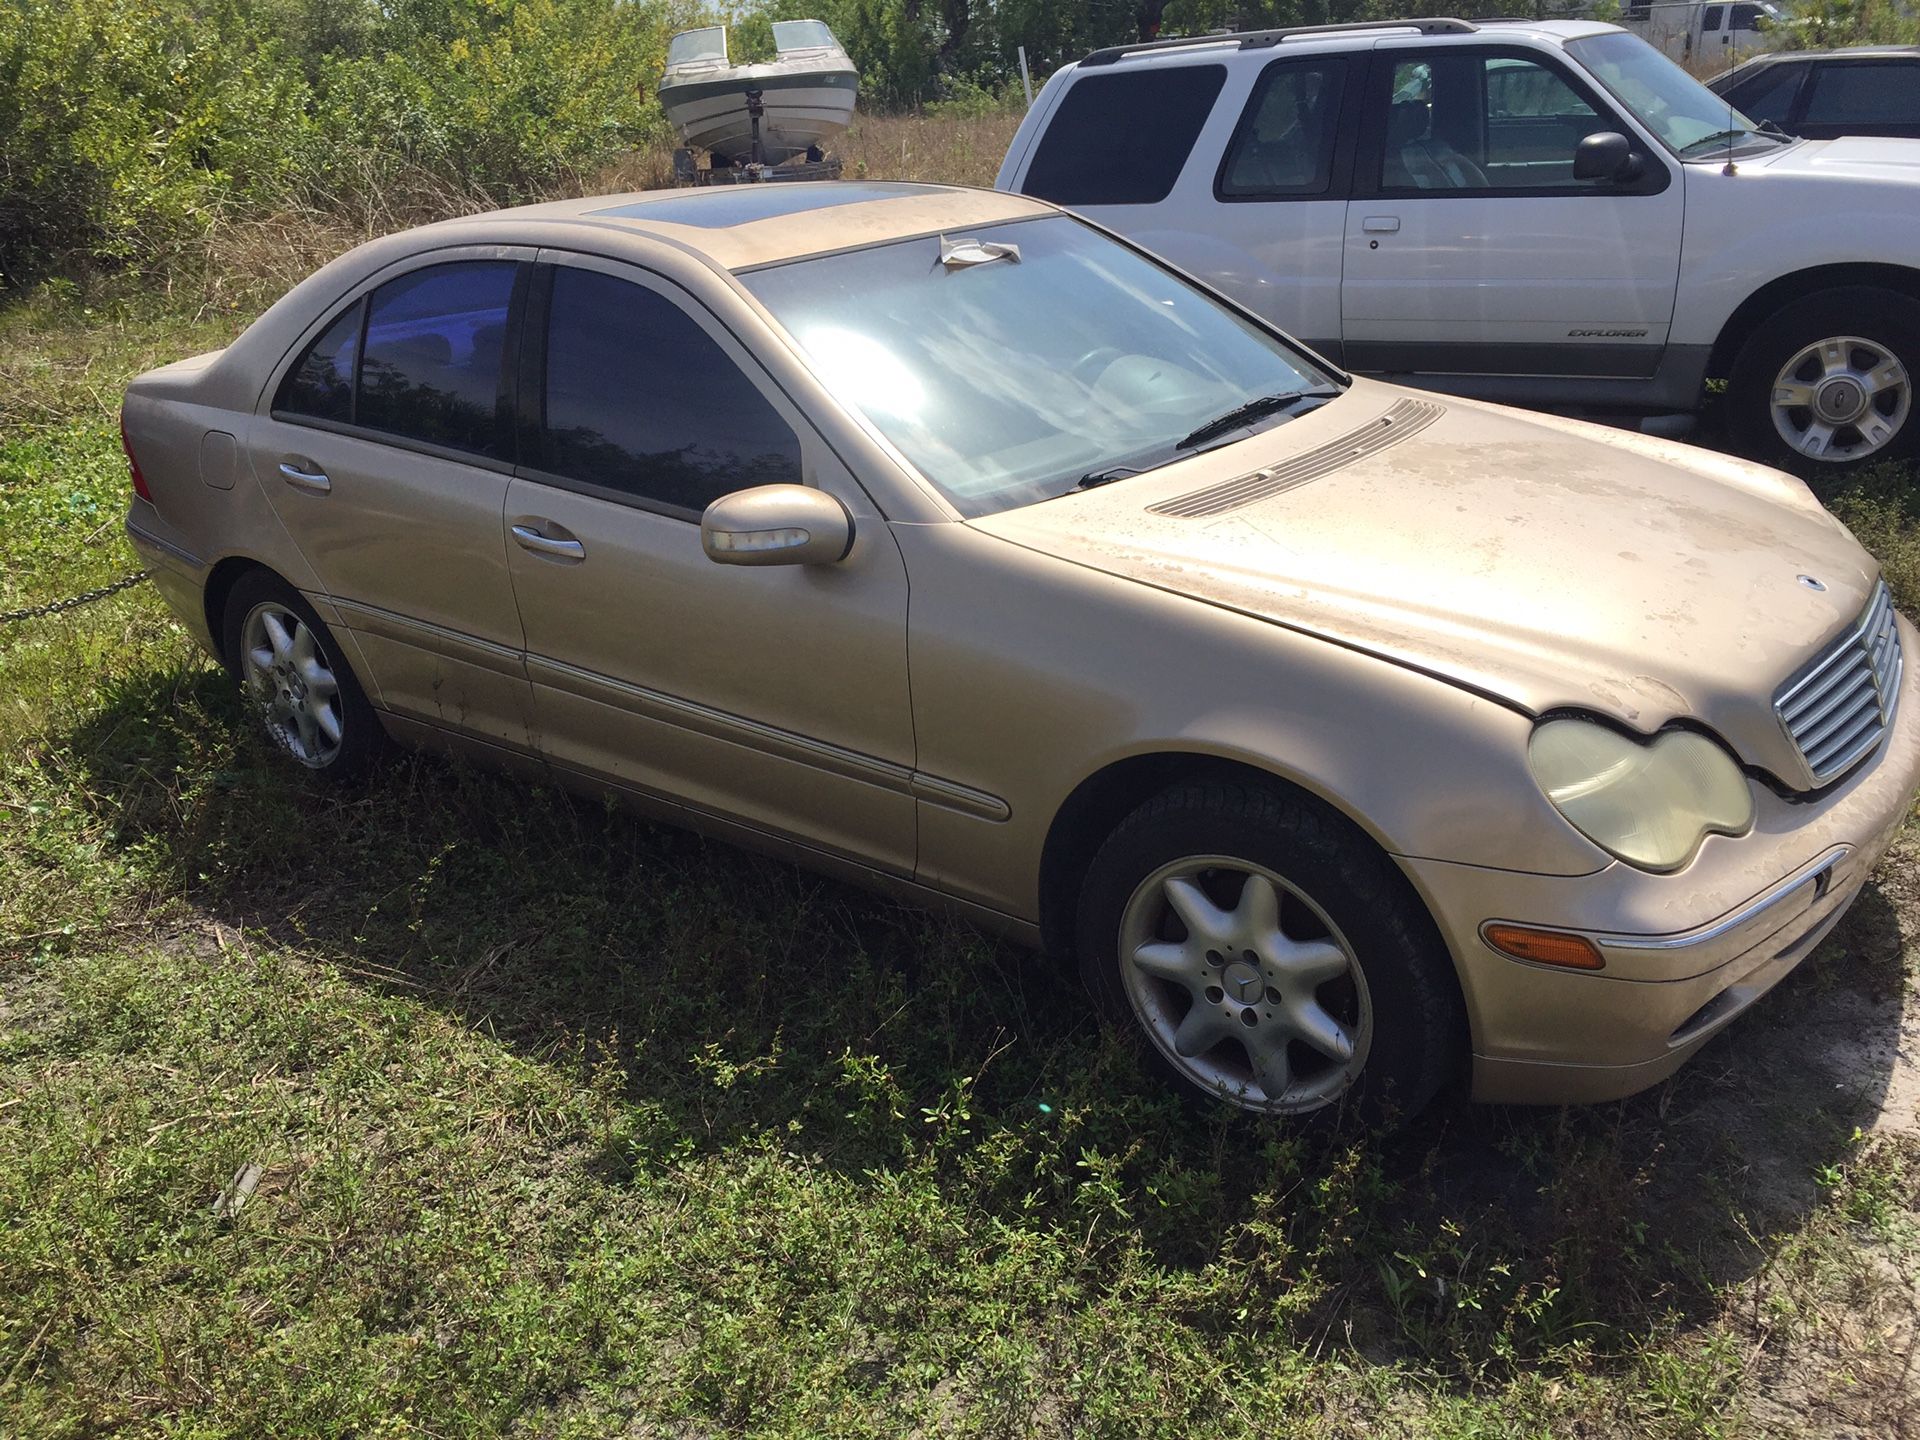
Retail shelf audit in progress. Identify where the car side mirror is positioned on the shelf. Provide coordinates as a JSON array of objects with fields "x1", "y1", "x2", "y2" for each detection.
[
  {"x1": 1573, "y1": 131, "x2": 1641, "y2": 183},
  {"x1": 701, "y1": 483, "x2": 853, "y2": 566}
]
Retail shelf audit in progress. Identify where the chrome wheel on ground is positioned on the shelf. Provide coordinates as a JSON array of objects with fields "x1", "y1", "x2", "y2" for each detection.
[
  {"x1": 1119, "y1": 857, "x2": 1372, "y2": 1114},
  {"x1": 1768, "y1": 334, "x2": 1910, "y2": 463},
  {"x1": 240, "y1": 601, "x2": 344, "y2": 766}
]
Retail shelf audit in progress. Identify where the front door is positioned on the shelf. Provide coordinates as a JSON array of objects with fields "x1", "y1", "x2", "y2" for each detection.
[
  {"x1": 504, "y1": 253, "x2": 917, "y2": 873},
  {"x1": 1340, "y1": 44, "x2": 1683, "y2": 382},
  {"x1": 247, "y1": 251, "x2": 536, "y2": 751}
]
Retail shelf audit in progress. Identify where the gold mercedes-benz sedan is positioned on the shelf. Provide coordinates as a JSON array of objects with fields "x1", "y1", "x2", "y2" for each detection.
[{"x1": 122, "y1": 181, "x2": 1920, "y2": 1125}]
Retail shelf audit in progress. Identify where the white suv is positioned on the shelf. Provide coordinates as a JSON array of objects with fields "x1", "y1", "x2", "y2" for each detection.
[{"x1": 995, "y1": 18, "x2": 1920, "y2": 470}]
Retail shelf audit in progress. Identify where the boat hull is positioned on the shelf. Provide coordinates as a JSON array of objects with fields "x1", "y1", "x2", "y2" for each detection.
[{"x1": 660, "y1": 68, "x2": 858, "y2": 163}]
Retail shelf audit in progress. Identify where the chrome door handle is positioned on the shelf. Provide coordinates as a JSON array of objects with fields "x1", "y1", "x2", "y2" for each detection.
[
  {"x1": 511, "y1": 524, "x2": 585, "y2": 561},
  {"x1": 1361, "y1": 216, "x2": 1400, "y2": 234},
  {"x1": 278, "y1": 460, "x2": 331, "y2": 493}
]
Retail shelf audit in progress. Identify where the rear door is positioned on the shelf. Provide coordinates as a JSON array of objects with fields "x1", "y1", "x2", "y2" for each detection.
[
  {"x1": 248, "y1": 250, "x2": 537, "y2": 752},
  {"x1": 503, "y1": 252, "x2": 917, "y2": 873},
  {"x1": 1340, "y1": 43, "x2": 1683, "y2": 384},
  {"x1": 1011, "y1": 58, "x2": 1352, "y2": 356}
]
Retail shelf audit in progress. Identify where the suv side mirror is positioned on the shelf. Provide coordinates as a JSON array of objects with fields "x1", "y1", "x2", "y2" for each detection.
[
  {"x1": 1573, "y1": 131, "x2": 1641, "y2": 183},
  {"x1": 701, "y1": 484, "x2": 854, "y2": 566}
]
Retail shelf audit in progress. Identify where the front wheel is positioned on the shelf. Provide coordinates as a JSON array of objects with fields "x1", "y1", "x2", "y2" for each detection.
[
  {"x1": 1075, "y1": 782, "x2": 1463, "y2": 1127},
  {"x1": 1727, "y1": 287, "x2": 1920, "y2": 471}
]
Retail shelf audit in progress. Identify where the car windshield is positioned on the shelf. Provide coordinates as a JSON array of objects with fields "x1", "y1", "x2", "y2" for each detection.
[
  {"x1": 1568, "y1": 31, "x2": 1786, "y2": 154},
  {"x1": 740, "y1": 216, "x2": 1335, "y2": 517}
]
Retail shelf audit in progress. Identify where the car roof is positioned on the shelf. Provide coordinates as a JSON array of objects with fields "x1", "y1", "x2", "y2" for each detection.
[{"x1": 434, "y1": 180, "x2": 1054, "y2": 271}]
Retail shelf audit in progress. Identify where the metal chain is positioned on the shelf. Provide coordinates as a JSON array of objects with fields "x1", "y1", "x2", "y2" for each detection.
[{"x1": 0, "y1": 569, "x2": 152, "y2": 625}]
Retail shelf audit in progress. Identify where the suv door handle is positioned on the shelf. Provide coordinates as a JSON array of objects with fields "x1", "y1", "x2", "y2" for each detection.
[
  {"x1": 278, "y1": 459, "x2": 331, "y2": 493},
  {"x1": 511, "y1": 522, "x2": 585, "y2": 562},
  {"x1": 1361, "y1": 216, "x2": 1400, "y2": 234}
]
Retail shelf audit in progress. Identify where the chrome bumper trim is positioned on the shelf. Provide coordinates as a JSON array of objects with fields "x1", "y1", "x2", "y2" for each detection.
[{"x1": 1599, "y1": 844, "x2": 1849, "y2": 954}]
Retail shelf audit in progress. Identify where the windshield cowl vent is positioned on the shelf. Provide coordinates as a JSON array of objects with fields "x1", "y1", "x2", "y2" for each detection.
[{"x1": 1148, "y1": 397, "x2": 1445, "y2": 518}]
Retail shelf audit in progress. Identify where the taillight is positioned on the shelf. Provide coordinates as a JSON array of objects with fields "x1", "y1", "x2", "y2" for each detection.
[{"x1": 120, "y1": 409, "x2": 153, "y2": 503}]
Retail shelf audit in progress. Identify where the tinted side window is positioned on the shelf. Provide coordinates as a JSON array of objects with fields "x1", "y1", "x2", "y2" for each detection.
[
  {"x1": 356, "y1": 261, "x2": 516, "y2": 459},
  {"x1": 1804, "y1": 62, "x2": 1920, "y2": 125},
  {"x1": 539, "y1": 268, "x2": 801, "y2": 515},
  {"x1": 1218, "y1": 59, "x2": 1346, "y2": 198},
  {"x1": 1022, "y1": 65, "x2": 1228, "y2": 206},
  {"x1": 276, "y1": 300, "x2": 364, "y2": 423},
  {"x1": 1702, "y1": 7, "x2": 1723, "y2": 31},
  {"x1": 1727, "y1": 63, "x2": 1803, "y2": 125}
]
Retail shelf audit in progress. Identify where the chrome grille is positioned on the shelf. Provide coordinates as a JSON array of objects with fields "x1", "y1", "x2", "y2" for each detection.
[{"x1": 1775, "y1": 580, "x2": 1903, "y2": 786}]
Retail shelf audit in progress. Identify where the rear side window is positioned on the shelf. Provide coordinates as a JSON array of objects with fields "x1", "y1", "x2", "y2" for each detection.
[
  {"x1": 276, "y1": 300, "x2": 364, "y2": 424},
  {"x1": 1803, "y1": 62, "x2": 1920, "y2": 126},
  {"x1": 1218, "y1": 58, "x2": 1347, "y2": 198},
  {"x1": 356, "y1": 261, "x2": 517, "y2": 458},
  {"x1": 1021, "y1": 65, "x2": 1227, "y2": 206},
  {"x1": 537, "y1": 267, "x2": 801, "y2": 516}
]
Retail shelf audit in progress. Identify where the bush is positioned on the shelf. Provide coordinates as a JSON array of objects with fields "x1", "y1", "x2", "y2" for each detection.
[{"x1": 0, "y1": 0, "x2": 677, "y2": 289}]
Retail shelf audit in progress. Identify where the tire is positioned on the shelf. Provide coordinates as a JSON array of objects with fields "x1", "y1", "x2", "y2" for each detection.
[
  {"x1": 1074, "y1": 782, "x2": 1462, "y2": 1128},
  {"x1": 1727, "y1": 286, "x2": 1920, "y2": 472},
  {"x1": 220, "y1": 570, "x2": 385, "y2": 782}
]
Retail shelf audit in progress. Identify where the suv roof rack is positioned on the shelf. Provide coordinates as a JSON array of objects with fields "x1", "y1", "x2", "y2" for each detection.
[{"x1": 1080, "y1": 17, "x2": 1478, "y2": 67}]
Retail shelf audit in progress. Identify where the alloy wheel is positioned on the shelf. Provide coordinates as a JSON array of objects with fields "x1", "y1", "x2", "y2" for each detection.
[
  {"x1": 1117, "y1": 856, "x2": 1372, "y2": 1115},
  {"x1": 240, "y1": 601, "x2": 344, "y2": 767},
  {"x1": 1769, "y1": 333, "x2": 1911, "y2": 463}
]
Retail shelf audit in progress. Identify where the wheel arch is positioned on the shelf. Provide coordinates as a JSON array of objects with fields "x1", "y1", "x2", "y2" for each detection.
[
  {"x1": 202, "y1": 555, "x2": 275, "y2": 672},
  {"x1": 1708, "y1": 263, "x2": 1920, "y2": 380},
  {"x1": 1036, "y1": 749, "x2": 1429, "y2": 962}
]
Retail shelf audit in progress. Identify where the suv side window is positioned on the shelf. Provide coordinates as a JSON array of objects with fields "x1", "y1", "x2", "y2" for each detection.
[
  {"x1": 356, "y1": 261, "x2": 518, "y2": 459},
  {"x1": 1021, "y1": 64, "x2": 1228, "y2": 206},
  {"x1": 1804, "y1": 62, "x2": 1920, "y2": 126},
  {"x1": 1378, "y1": 52, "x2": 1612, "y2": 192},
  {"x1": 535, "y1": 266, "x2": 801, "y2": 517},
  {"x1": 1217, "y1": 58, "x2": 1347, "y2": 199}
]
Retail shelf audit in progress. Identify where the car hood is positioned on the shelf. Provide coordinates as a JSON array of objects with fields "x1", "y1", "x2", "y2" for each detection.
[
  {"x1": 1747, "y1": 134, "x2": 1920, "y2": 180},
  {"x1": 970, "y1": 382, "x2": 1877, "y2": 786}
]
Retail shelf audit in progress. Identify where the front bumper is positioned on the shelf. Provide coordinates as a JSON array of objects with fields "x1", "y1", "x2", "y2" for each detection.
[{"x1": 1403, "y1": 614, "x2": 1920, "y2": 1106}]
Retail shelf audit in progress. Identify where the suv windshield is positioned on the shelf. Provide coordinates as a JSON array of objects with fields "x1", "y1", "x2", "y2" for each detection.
[
  {"x1": 1568, "y1": 31, "x2": 1786, "y2": 155},
  {"x1": 741, "y1": 217, "x2": 1336, "y2": 517}
]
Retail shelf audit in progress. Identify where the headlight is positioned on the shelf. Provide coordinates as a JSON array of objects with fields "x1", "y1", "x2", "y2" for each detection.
[{"x1": 1528, "y1": 718, "x2": 1753, "y2": 872}]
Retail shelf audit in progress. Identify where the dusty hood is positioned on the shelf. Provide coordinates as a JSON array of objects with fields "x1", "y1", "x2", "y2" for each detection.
[{"x1": 971, "y1": 381, "x2": 1878, "y2": 785}]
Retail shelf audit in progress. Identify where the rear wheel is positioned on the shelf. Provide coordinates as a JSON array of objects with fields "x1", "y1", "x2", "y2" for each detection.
[
  {"x1": 1728, "y1": 287, "x2": 1919, "y2": 471},
  {"x1": 1075, "y1": 782, "x2": 1462, "y2": 1127},
  {"x1": 221, "y1": 571, "x2": 384, "y2": 781}
]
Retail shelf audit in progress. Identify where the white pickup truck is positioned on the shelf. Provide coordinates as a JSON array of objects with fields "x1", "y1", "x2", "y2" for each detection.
[{"x1": 995, "y1": 18, "x2": 1920, "y2": 469}]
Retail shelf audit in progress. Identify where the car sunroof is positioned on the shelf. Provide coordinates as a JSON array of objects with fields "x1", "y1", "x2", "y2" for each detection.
[{"x1": 593, "y1": 183, "x2": 936, "y2": 229}]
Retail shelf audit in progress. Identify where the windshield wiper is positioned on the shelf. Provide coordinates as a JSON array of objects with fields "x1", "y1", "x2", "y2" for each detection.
[
  {"x1": 1074, "y1": 465, "x2": 1142, "y2": 490},
  {"x1": 1678, "y1": 126, "x2": 1775, "y2": 156},
  {"x1": 1176, "y1": 386, "x2": 1343, "y2": 451}
]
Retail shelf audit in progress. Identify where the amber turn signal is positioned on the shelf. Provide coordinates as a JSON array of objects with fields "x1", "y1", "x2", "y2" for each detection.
[{"x1": 1482, "y1": 923, "x2": 1605, "y2": 970}]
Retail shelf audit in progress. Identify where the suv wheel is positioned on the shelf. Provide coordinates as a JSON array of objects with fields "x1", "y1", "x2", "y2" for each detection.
[
  {"x1": 1075, "y1": 782, "x2": 1462, "y2": 1127},
  {"x1": 1728, "y1": 286, "x2": 1919, "y2": 470},
  {"x1": 221, "y1": 571, "x2": 385, "y2": 781}
]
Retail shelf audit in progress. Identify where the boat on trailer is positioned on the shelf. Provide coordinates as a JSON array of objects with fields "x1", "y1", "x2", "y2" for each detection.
[{"x1": 659, "y1": 20, "x2": 858, "y2": 176}]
